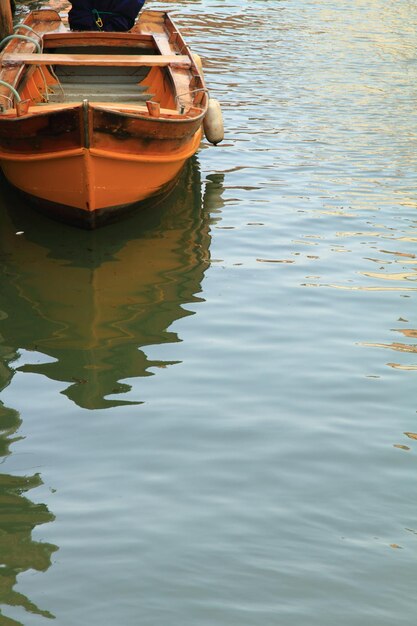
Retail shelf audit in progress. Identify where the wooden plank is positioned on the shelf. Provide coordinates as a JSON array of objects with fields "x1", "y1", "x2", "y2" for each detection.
[
  {"x1": 28, "y1": 102, "x2": 180, "y2": 116},
  {"x1": 152, "y1": 33, "x2": 194, "y2": 112},
  {"x1": 1, "y1": 52, "x2": 191, "y2": 67},
  {"x1": 43, "y1": 32, "x2": 155, "y2": 47},
  {"x1": 0, "y1": 101, "x2": 187, "y2": 118}
]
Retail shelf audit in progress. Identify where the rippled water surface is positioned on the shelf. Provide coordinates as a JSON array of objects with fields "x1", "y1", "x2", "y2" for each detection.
[{"x1": 1, "y1": 1, "x2": 416, "y2": 624}]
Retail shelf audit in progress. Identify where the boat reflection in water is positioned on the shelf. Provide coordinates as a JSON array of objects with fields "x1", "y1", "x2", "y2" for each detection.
[
  {"x1": 0, "y1": 402, "x2": 57, "y2": 625},
  {"x1": 0, "y1": 158, "x2": 224, "y2": 622},
  {"x1": 0, "y1": 157, "x2": 223, "y2": 410}
]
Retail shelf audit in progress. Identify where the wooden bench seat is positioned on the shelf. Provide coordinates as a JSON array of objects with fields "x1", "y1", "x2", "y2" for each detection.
[{"x1": 1, "y1": 53, "x2": 191, "y2": 68}]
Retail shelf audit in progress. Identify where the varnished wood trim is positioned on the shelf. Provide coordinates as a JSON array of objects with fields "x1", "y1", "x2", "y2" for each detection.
[{"x1": 2, "y1": 53, "x2": 191, "y2": 68}]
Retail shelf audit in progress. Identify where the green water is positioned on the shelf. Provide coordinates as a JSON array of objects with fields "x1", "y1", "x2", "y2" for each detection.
[{"x1": 0, "y1": 1, "x2": 416, "y2": 624}]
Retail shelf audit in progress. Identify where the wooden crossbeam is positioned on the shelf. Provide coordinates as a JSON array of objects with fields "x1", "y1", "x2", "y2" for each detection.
[
  {"x1": 43, "y1": 32, "x2": 154, "y2": 43},
  {"x1": 42, "y1": 32, "x2": 155, "y2": 49},
  {"x1": 1, "y1": 53, "x2": 191, "y2": 67}
]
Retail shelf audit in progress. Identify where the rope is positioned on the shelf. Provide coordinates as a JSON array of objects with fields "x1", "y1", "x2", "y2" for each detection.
[
  {"x1": 0, "y1": 79, "x2": 21, "y2": 103},
  {"x1": 0, "y1": 34, "x2": 42, "y2": 53},
  {"x1": 0, "y1": 94, "x2": 13, "y2": 106},
  {"x1": 47, "y1": 63, "x2": 65, "y2": 101},
  {"x1": 175, "y1": 88, "x2": 209, "y2": 100},
  {"x1": 175, "y1": 87, "x2": 209, "y2": 110},
  {"x1": 13, "y1": 23, "x2": 42, "y2": 40},
  {"x1": 0, "y1": 30, "x2": 46, "y2": 107}
]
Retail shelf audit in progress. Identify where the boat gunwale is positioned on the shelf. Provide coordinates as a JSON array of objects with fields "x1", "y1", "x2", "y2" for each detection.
[
  {"x1": 92, "y1": 103, "x2": 205, "y2": 124},
  {"x1": 0, "y1": 101, "x2": 205, "y2": 124}
]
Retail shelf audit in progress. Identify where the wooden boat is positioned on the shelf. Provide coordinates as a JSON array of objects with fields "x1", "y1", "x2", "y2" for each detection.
[{"x1": 0, "y1": 8, "x2": 223, "y2": 228}]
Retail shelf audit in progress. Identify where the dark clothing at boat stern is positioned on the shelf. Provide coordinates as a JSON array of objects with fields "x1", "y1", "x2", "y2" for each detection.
[{"x1": 69, "y1": 1, "x2": 146, "y2": 32}]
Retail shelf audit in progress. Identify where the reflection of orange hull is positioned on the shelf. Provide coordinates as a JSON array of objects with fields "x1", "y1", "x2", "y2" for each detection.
[
  {"x1": 0, "y1": 10, "x2": 209, "y2": 228},
  {"x1": 0, "y1": 157, "x2": 215, "y2": 409}
]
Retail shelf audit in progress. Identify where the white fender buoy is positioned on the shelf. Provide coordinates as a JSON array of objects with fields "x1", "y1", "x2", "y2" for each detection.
[{"x1": 204, "y1": 98, "x2": 224, "y2": 146}]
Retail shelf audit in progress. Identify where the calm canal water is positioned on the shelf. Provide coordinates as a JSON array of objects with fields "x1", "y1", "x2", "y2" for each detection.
[{"x1": 1, "y1": 1, "x2": 416, "y2": 624}]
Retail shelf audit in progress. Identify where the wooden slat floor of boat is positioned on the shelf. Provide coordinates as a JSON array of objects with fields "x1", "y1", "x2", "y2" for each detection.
[
  {"x1": 55, "y1": 65, "x2": 150, "y2": 81},
  {"x1": 49, "y1": 57, "x2": 155, "y2": 105},
  {"x1": 49, "y1": 77, "x2": 153, "y2": 104},
  {"x1": 57, "y1": 82, "x2": 148, "y2": 93},
  {"x1": 48, "y1": 91, "x2": 154, "y2": 103},
  {"x1": 58, "y1": 72, "x2": 148, "y2": 83}
]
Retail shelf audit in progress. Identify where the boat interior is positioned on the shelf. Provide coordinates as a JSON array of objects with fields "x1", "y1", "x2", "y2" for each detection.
[
  {"x1": 17, "y1": 38, "x2": 180, "y2": 110},
  {"x1": 45, "y1": 46, "x2": 154, "y2": 105},
  {"x1": 0, "y1": 11, "x2": 205, "y2": 117}
]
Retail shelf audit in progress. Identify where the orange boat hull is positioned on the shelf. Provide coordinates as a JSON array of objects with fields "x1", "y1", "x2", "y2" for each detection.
[{"x1": 0, "y1": 128, "x2": 202, "y2": 228}]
